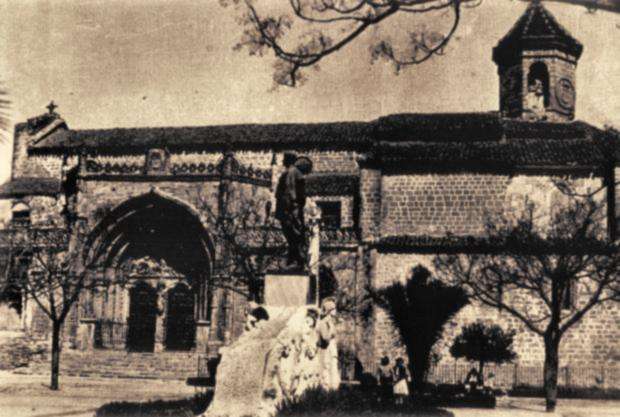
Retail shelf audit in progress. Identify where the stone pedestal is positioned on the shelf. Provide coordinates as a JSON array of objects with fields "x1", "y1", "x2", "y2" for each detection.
[{"x1": 264, "y1": 273, "x2": 313, "y2": 307}]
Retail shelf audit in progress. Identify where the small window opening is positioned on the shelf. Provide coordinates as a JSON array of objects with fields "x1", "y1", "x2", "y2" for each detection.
[
  {"x1": 317, "y1": 201, "x2": 341, "y2": 230},
  {"x1": 12, "y1": 203, "x2": 31, "y2": 227}
]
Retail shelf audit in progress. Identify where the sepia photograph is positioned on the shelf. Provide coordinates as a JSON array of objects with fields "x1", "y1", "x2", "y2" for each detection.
[{"x1": 0, "y1": 1, "x2": 618, "y2": 416}]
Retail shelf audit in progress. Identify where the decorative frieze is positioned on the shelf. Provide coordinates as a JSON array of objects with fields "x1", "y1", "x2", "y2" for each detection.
[{"x1": 81, "y1": 152, "x2": 272, "y2": 187}]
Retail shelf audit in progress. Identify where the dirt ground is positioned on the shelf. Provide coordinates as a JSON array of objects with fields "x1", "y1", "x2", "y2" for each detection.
[
  {"x1": 0, "y1": 371, "x2": 618, "y2": 417},
  {"x1": 0, "y1": 371, "x2": 196, "y2": 417}
]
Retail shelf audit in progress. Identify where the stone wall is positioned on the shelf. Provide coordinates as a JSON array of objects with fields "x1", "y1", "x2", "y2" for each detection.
[
  {"x1": 11, "y1": 125, "x2": 64, "y2": 180},
  {"x1": 379, "y1": 174, "x2": 606, "y2": 237},
  {"x1": 372, "y1": 252, "x2": 620, "y2": 375},
  {"x1": 305, "y1": 151, "x2": 359, "y2": 174},
  {"x1": 359, "y1": 168, "x2": 381, "y2": 242},
  {"x1": 77, "y1": 180, "x2": 221, "y2": 227},
  {"x1": 380, "y1": 174, "x2": 510, "y2": 237}
]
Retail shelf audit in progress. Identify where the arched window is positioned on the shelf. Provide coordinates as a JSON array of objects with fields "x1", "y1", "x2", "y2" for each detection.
[
  {"x1": 528, "y1": 62, "x2": 550, "y2": 108},
  {"x1": 11, "y1": 202, "x2": 31, "y2": 227}
]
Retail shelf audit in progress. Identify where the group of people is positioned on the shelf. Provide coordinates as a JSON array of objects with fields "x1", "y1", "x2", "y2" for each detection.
[
  {"x1": 464, "y1": 367, "x2": 495, "y2": 395},
  {"x1": 377, "y1": 355, "x2": 412, "y2": 405},
  {"x1": 244, "y1": 297, "x2": 341, "y2": 405}
]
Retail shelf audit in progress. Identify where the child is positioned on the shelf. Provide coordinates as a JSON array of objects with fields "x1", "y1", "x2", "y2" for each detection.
[
  {"x1": 484, "y1": 371, "x2": 496, "y2": 395},
  {"x1": 392, "y1": 357, "x2": 410, "y2": 405},
  {"x1": 377, "y1": 355, "x2": 393, "y2": 403}
]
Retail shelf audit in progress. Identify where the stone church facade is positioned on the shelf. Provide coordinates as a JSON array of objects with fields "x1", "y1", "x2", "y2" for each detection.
[{"x1": 1, "y1": 3, "x2": 618, "y2": 385}]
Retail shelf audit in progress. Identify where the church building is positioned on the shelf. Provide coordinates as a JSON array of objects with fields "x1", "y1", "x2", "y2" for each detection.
[{"x1": 1, "y1": 3, "x2": 618, "y2": 385}]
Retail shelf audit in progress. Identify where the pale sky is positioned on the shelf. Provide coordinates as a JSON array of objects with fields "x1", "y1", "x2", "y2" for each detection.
[{"x1": 0, "y1": 0, "x2": 619, "y2": 219}]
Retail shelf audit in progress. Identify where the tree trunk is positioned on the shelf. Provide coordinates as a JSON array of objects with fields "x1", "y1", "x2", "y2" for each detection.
[
  {"x1": 50, "y1": 321, "x2": 61, "y2": 390},
  {"x1": 543, "y1": 334, "x2": 560, "y2": 412},
  {"x1": 479, "y1": 360, "x2": 485, "y2": 385}
]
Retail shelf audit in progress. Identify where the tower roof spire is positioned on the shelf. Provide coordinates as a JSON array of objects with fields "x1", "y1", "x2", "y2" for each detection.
[{"x1": 493, "y1": 1, "x2": 583, "y2": 65}]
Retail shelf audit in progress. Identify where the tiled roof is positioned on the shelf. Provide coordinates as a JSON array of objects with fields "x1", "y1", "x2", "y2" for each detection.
[
  {"x1": 374, "y1": 112, "x2": 596, "y2": 142},
  {"x1": 493, "y1": 1, "x2": 583, "y2": 63},
  {"x1": 23, "y1": 110, "x2": 617, "y2": 169},
  {"x1": 29, "y1": 121, "x2": 372, "y2": 155},
  {"x1": 374, "y1": 137, "x2": 614, "y2": 168},
  {"x1": 0, "y1": 177, "x2": 62, "y2": 198}
]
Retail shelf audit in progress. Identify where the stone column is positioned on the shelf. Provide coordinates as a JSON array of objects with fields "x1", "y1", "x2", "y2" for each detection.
[
  {"x1": 154, "y1": 281, "x2": 170, "y2": 352},
  {"x1": 358, "y1": 165, "x2": 382, "y2": 243},
  {"x1": 194, "y1": 277, "x2": 212, "y2": 351}
]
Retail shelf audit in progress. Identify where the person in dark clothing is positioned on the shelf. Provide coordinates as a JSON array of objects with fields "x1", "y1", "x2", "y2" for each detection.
[{"x1": 377, "y1": 355, "x2": 393, "y2": 403}]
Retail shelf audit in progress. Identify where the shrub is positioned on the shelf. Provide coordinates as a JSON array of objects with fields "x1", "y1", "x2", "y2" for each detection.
[
  {"x1": 509, "y1": 385, "x2": 620, "y2": 400},
  {"x1": 450, "y1": 322, "x2": 516, "y2": 384},
  {"x1": 276, "y1": 386, "x2": 455, "y2": 416},
  {"x1": 95, "y1": 392, "x2": 212, "y2": 417}
]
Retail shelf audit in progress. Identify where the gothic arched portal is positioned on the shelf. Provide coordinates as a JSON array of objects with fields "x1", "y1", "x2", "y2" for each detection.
[{"x1": 84, "y1": 192, "x2": 213, "y2": 351}]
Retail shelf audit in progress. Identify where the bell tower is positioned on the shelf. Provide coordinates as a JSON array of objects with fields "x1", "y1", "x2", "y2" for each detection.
[{"x1": 493, "y1": 1, "x2": 583, "y2": 122}]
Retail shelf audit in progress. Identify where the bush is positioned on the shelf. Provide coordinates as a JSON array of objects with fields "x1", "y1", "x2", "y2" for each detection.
[
  {"x1": 0, "y1": 336, "x2": 47, "y2": 370},
  {"x1": 277, "y1": 386, "x2": 455, "y2": 416},
  {"x1": 95, "y1": 392, "x2": 213, "y2": 417},
  {"x1": 450, "y1": 322, "x2": 516, "y2": 384},
  {"x1": 415, "y1": 384, "x2": 496, "y2": 409},
  {"x1": 509, "y1": 385, "x2": 620, "y2": 400}
]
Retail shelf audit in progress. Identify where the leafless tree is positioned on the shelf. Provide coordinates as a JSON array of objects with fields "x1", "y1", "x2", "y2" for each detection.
[
  {"x1": 0, "y1": 84, "x2": 10, "y2": 142},
  {"x1": 220, "y1": 0, "x2": 619, "y2": 87},
  {"x1": 434, "y1": 183, "x2": 619, "y2": 412},
  {"x1": 197, "y1": 192, "x2": 287, "y2": 300},
  {"x1": 0, "y1": 224, "x2": 105, "y2": 390}
]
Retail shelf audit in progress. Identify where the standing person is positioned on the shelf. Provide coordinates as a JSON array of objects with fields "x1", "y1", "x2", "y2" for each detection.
[
  {"x1": 316, "y1": 297, "x2": 340, "y2": 391},
  {"x1": 483, "y1": 372, "x2": 496, "y2": 396},
  {"x1": 392, "y1": 357, "x2": 410, "y2": 405},
  {"x1": 377, "y1": 355, "x2": 393, "y2": 404}
]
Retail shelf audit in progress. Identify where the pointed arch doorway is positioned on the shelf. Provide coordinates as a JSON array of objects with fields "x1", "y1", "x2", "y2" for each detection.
[
  {"x1": 126, "y1": 282, "x2": 158, "y2": 352},
  {"x1": 166, "y1": 284, "x2": 196, "y2": 350}
]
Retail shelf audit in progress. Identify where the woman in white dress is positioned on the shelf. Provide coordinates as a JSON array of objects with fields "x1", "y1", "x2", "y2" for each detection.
[
  {"x1": 392, "y1": 357, "x2": 411, "y2": 405},
  {"x1": 317, "y1": 298, "x2": 341, "y2": 391}
]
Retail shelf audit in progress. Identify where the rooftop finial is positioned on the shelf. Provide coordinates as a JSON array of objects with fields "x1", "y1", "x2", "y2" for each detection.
[{"x1": 46, "y1": 100, "x2": 58, "y2": 114}]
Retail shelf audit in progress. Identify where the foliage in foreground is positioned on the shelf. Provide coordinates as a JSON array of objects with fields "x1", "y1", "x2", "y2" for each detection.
[
  {"x1": 95, "y1": 392, "x2": 212, "y2": 417},
  {"x1": 277, "y1": 386, "x2": 455, "y2": 416},
  {"x1": 508, "y1": 385, "x2": 620, "y2": 400}
]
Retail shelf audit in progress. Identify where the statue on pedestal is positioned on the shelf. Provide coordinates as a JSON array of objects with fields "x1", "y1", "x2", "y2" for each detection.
[
  {"x1": 524, "y1": 78, "x2": 547, "y2": 121},
  {"x1": 274, "y1": 153, "x2": 313, "y2": 272}
]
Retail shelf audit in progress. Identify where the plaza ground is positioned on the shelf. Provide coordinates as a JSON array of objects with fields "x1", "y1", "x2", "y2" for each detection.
[{"x1": 0, "y1": 371, "x2": 619, "y2": 417}]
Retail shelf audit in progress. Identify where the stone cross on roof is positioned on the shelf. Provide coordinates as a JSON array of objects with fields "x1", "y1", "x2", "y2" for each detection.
[{"x1": 46, "y1": 101, "x2": 58, "y2": 114}]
